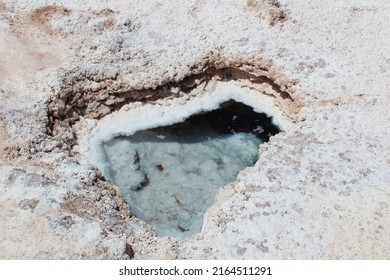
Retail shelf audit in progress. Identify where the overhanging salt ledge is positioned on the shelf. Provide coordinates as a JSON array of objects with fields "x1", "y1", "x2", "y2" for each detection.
[{"x1": 80, "y1": 81, "x2": 290, "y2": 239}]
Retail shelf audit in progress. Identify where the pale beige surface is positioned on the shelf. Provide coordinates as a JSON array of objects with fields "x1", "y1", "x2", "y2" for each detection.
[{"x1": 0, "y1": 0, "x2": 389, "y2": 259}]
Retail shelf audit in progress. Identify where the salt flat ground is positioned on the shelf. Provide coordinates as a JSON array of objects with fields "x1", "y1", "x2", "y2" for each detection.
[{"x1": 0, "y1": 0, "x2": 389, "y2": 259}]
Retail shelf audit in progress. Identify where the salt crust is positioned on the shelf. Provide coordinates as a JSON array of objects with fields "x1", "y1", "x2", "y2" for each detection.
[{"x1": 0, "y1": 0, "x2": 389, "y2": 259}]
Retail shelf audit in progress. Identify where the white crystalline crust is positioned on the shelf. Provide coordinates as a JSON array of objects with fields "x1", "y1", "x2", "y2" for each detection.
[{"x1": 0, "y1": 0, "x2": 389, "y2": 259}]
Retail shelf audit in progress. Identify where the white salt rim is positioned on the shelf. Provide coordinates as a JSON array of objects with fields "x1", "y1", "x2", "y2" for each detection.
[{"x1": 79, "y1": 80, "x2": 292, "y2": 179}]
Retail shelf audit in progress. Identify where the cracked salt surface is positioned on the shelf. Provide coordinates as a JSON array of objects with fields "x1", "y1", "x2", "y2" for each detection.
[{"x1": 102, "y1": 102, "x2": 279, "y2": 239}]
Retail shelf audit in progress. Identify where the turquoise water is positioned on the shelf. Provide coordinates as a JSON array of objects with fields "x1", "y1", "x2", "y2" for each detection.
[{"x1": 102, "y1": 102, "x2": 278, "y2": 239}]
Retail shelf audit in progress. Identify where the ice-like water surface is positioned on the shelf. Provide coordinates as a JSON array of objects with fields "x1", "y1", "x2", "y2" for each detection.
[{"x1": 102, "y1": 102, "x2": 278, "y2": 239}]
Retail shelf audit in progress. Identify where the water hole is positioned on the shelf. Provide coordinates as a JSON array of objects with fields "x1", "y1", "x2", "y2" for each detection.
[{"x1": 102, "y1": 100, "x2": 280, "y2": 239}]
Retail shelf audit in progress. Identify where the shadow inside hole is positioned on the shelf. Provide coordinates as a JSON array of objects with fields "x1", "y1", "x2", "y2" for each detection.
[{"x1": 102, "y1": 100, "x2": 280, "y2": 239}]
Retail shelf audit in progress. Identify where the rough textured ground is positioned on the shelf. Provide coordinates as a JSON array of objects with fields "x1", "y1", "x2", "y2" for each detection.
[{"x1": 0, "y1": 0, "x2": 389, "y2": 259}]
